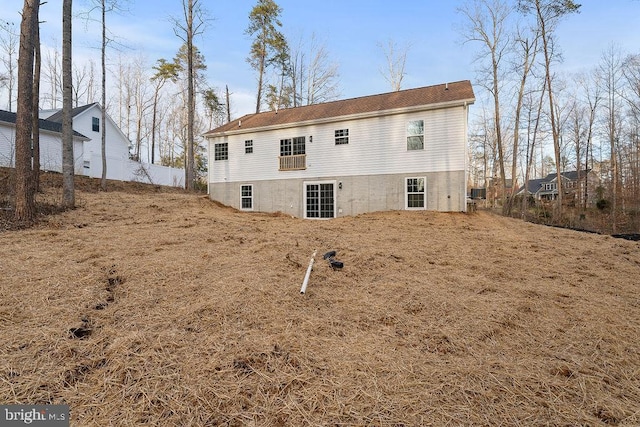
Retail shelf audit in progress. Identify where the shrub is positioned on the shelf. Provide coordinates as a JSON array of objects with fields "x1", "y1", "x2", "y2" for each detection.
[{"x1": 596, "y1": 199, "x2": 611, "y2": 211}]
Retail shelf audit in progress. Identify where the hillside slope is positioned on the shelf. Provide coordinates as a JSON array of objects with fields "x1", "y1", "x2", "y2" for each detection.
[{"x1": 1, "y1": 188, "x2": 639, "y2": 425}]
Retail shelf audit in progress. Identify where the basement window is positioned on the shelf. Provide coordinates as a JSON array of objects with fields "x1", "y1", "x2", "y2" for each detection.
[
  {"x1": 406, "y1": 177, "x2": 426, "y2": 209},
  {"x1": 241, "y1": 185, "x2": 253, "y2": 210}
]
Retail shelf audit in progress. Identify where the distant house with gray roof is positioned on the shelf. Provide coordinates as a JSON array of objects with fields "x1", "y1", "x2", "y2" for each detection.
[{"x1": 517, "y1": 170, "x2": 600, "y2": 205}]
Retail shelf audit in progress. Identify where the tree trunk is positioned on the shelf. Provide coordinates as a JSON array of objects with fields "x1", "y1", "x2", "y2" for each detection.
[
  {"x1": 14, "y1": 0, "x2": 39, "y2": 223},
  {"x1": 225, "y1": 85, "x2": 231, "y2": 123},
  {"x1": 100, "y1": 0, "x2": 107, "y2": 191},
  {"x1": 522, "y1": 85, "x2": 546, "y2": 216},
  {"x1": 186, "y1": 0, "x2": 195, "y2": 190},
  {"x1": 536, "y1": 2, "x2": 563, "y2": 219},
  {"x1": 492, "y1": 54, "x2": 507, "y2": 212},
  {"x1": 611, "y1": 133, "x2": 618, "y2": 233},
  {"x1": 62, "y1": 0, "x2": 75, "y2": 208},
  {"x1": 151, "y1": 90, "x2": 158, "y2": 164},
  {"x1": 32, "y1": 16, "x2": 41, "y2": 193},
  {"x1": 255, "y1": 39, "x2": 266, "y2": 114}
]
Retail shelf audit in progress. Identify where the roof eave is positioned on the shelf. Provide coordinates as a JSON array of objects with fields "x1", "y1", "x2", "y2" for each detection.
[
  {"x1": 39, "y1": 128, "x2": 91, "y2": 141},
  {"x1": 204, "y1": 97, "x2": 475, "y2": 139},
  {"x1": 1, "y1": 120, "x2": 90, "y2": 141}
]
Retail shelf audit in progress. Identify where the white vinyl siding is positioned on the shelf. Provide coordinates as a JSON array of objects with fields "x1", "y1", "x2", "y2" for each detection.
[
  {"x1": 0, "y1": 126, "x2": 85, "y2": 174},
  {"x1": 208, "y1": 106, "x2": 467, "y2": 184}
]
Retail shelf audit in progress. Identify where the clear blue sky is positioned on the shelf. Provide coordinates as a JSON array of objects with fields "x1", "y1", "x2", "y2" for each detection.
[{"x1": 2, "y1": 0, "x2": 640, "y2": 117}]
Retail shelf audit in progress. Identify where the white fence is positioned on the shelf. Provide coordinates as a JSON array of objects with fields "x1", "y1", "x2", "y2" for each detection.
[{"x1": 87, "y1": 153, "x2": 184, "y2": 187}]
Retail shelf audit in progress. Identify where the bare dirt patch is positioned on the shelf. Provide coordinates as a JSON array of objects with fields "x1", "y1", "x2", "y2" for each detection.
[{"x1": 1, "y1": 185, "x2": 639, "y2": 425}]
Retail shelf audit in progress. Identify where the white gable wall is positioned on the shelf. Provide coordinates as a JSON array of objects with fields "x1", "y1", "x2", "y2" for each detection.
[{"x1": 72, "y1": 105, "x2": 130, "y2": 163}]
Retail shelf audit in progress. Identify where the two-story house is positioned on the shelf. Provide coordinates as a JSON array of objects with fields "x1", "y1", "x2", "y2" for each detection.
[
  {"x1": 41, "y1": 103, "x2": 184, "y2": 187},
  {"x1": 517, "y1": 170, "x2": 600, "y2": 205},
  {"x1": 204, "y1": 81, "x2": 475, "y2": 219},
  {"x1": 41, "y1": 103, "x2": 131, "y2": 178}
]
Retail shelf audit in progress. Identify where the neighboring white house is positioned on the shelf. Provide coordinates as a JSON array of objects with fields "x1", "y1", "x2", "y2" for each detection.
[
  {"x1": 0, "y1": 109, "x2": 88, "y2": 173},
  {"x1": 41, "y1": 103, "x2": 184, "y2": 187},
  {"x1": 204, "y1": 80, "x2": 475, "y2": 218}
]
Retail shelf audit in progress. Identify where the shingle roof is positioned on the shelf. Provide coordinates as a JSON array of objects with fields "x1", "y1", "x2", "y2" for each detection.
[
  {"x1": 518, "y1": 178, "x2": 545, "y2": 195},
  {"x1": 205, "y1": 80, "x2": 475, "y2": 136},
  {"x1": 0, "y1": 109, "x2": 89, "y2": 139},
  {"x1": 46, "y1": 103, "x2": 98, "y2": 123},
  {"x1": 516, "y1": 170, "x2": 590, "y2": 194}
]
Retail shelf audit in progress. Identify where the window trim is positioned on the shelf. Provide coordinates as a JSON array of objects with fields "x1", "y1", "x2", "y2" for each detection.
[
  {"x1": 405, "y1": 177, "x2": 426, "y2": 210},
  {"x1": 280, "y1": 136, "x2": 306, "y2": 156},
  {"x1": 214, "y1": 142, "x2": 228, "y2": 161},
  {"x1": 407, "y1": 120, "x2": 424, "y2": 150},
  {"x1": 335, "y1": 128, "x2": 349, "y2": 145},
  {"x1": 240, "y1": 184, "x2": 254, "y2": 211},
  {"x1": 303, "y1": 180, "x2": 336, "y2": 219}
]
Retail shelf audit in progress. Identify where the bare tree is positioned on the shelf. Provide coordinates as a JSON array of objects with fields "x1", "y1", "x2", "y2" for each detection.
[
  {"x1": 303, "y1": 34, "x2": 340, "y2": 105},
  {"x1": 577, "y1": 69, "x2": 601, "y2": 211},
  {"x1": 621, "y1": 54, "x2": 640, "y2": 212},
  {"x1": 458, "y1": 0, "x2": 512, "y2": 211},
  {"x1": 81, "y1": 0, "x2": 128, "y2": 191},
  {"x1": 598, "y1": 44, "x2": 625, "y2": 232},
  {"x1": 100, "y1": 0, "x2": 108, "y2": 190},
  {"x1": 127, "y1": 55, "x2": 153, "y2": 162},
  {"x1": 521, "y1": 84, "x2": 547, "y2": 214},
  {"x1": 112, "y1": 54, "x2": 134, "y2": 139},
  {"x1": 73, "y1": 60, "x2": 97, "y2": 106},
  {"x1": 62, "y1": 0, "x2": 74, "y2": 207},
  {"x1": 518, "y1": 0, "x2": 581, "y2": 219},
  {"x1": 150, "y1": 58, "x2": 180, "y2": 164},
  {"x1": 42, "y1": 48, "x2": 61, "y2": 108},
  {"x1": 225, "y1": 84, "x2": 231, "y2": 123},
  {"x1": 171, "y1": 0, "x2": 209, "y2": 190},
  {"x1": 0, "y1": 21, "x2": 18, "y2": 111},
  {"x1": 505, "y1": 25, "x2": 540, "y2": 215},
  {"x1": 32, "y1": 12, "x2": 41, "y2": 192},
  {"x1": 14, "y1": 0, "x2": 40, "y2": 223},
  {"x1": 378, "y1": 39, "x2": 410, "y2": 92}
]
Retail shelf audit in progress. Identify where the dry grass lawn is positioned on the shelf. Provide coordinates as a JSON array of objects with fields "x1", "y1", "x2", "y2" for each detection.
[{"x1": 1, "y1": 183, "x2": 639, "y2": 426}]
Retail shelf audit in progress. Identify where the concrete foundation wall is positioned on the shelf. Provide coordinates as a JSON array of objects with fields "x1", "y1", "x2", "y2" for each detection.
[{"x1": 209, "y1": 170, "x2": 466, "y2": 218}]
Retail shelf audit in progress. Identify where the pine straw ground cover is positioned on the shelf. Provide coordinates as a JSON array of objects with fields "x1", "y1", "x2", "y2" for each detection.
[{"x1": 1, "y1": 188, "x2": 639, "y2": 426}]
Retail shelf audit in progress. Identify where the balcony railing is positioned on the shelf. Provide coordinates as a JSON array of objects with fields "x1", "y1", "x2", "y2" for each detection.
[{"x1": 279, "y1": 154, "x2": 306, "y2": 171}]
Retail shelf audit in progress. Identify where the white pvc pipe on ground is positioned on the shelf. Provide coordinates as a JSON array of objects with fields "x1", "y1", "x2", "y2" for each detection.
[{"x1": 300, "y1": 249, "x2": 317, "y2": 294}]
